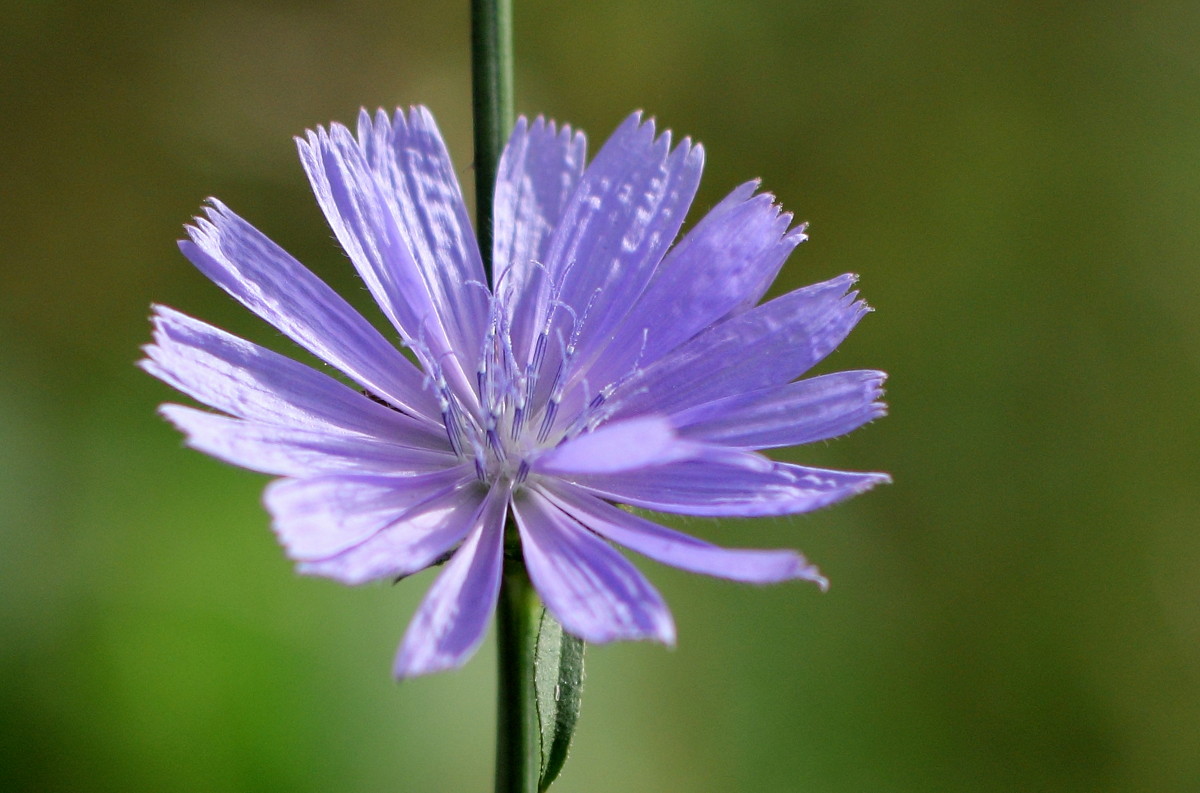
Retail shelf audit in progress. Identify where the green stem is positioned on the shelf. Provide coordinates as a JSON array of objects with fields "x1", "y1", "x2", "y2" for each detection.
[
  {"x1": 471, "y1": 3, "x2": 529, "y2": 789},
  {"x1": 471, "y1": 0, "x2": 514, "y2": 284},
  {"x1": 494, "y1": 551, "x2": 541, "y2": 793}
]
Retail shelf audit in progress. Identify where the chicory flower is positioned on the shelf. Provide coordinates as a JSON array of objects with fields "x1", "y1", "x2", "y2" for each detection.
[{"x1": 142, "y1": 107, "x2": 889, "y2": 677}]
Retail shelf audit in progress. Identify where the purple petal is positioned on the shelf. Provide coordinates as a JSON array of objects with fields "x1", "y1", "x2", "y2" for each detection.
[
  {"x1": 297, "y1": 125, "x2": 478, "y2": 405},
  {"x1": 539, "y1": 484, "x2": 828, "y2": 588},
  {"x1": 526, "y1": 114, "x2": 705, "y2": 411},
  {"x1": 561, "y1": 454, "x2": 891, "y2": 517},
  {"x1": 160, "y1": 405, "x2": 459, "y2": 478},
  {"x1": 493, "y1": 116, "x2": 587, "y2": 355},
  {"x1": 356, "y1": 107, "x2": 490, "y2": 374},
  {"x1": 180, "y1": 202, "x2": 438, "y2": 420},
  {"x1": 393, "y1": 485, "x2": 508, "y2": 677},
  {"x1": 606, "y1": 274, "x2": 869, "y2": 420},
  {"x1": 578, "y1": 182, "x2": 805, "y2": 398},
  {"x1": 672, "y1": 370, "x2": 888, "y2": 449},
  {"x1": 534, "y1": 415, "x2": 702, "y2": 475},
  {"x1": 140, "y1": 306, "x2": 444, "y2": 441},
  {"x1": 266, "y1": 468, "x2": 475, "y2": 567},
  {"x1": 294, "y1": 483, "x2": 488, "y2": 587},
  {"x1": 512, "y1": 489, "x2": 675, "y2": 644}
]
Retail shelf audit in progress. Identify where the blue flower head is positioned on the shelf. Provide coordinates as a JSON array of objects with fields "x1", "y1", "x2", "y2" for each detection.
[{"x1": 142, "y1": 107, "x2": 889, "y2": 677}]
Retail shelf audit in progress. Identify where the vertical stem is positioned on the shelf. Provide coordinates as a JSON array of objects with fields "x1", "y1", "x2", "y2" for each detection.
[
  {"x1": 494, "y1": 550, "x2": 541, "y2": 793},
  {"x1": 472, "y1": 2, "x2": 528, "y2": 789},
  {"x1": 471, "y1": 0, "x2": 514, "y2": 284}
]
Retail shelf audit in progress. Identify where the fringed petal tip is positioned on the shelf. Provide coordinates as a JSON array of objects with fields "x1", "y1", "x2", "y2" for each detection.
[
  {"x1": 867, "y1": 369, "x2": 890, "y2": 420},
  {"x1": 614, "y1": 109, "x2": 705, "y2": 163},
  {"x1": 794, "y1": 556, "x2": 830, "y2": 592},
  {"x1": 176, "y1": 199, "x2": 235, "y2": 246},
  {"x1": 786, "y1": 221, "x2": 810, "y2": 244},
  {"x1": 350, "y1": 105, "x2": 441, "y2": 143},
  {"x1": 860, "y1": 471, "x2": 893, "y2": 489},
  {"x1": 512, "y1": 113, "x2": 581, "y2": 142}
]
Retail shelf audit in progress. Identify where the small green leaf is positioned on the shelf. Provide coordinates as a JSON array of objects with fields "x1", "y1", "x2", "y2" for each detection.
[{"x1": 534, "y1": 608, "x2": 585, "y2": 792}]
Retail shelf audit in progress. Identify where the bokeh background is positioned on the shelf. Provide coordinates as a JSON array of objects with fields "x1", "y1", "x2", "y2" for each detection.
[{"x1": 4, "y1": 1, "x2": 1199, "y2": 790}]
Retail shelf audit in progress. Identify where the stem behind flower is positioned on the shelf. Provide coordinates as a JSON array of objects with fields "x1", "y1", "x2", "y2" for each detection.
[
  {"x1": 471, "y1": 0, "x2": 513, "y2": 285},
  {"x1": 494, "y1": 552, "x2": 541, "y2": 793}
]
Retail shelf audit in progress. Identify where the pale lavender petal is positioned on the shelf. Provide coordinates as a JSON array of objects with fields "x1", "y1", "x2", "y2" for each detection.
[
  {"x1": 393, "y1": 485, "x2": 508, "y2": 677},
  {"x1": 160, "y1": 405, "x2": 459, "y2": 478},
  {"x1": 266, "y1": 468, "x2": 474, "y2": 565},
  {"x1": 534, "y1": 415, "x2": 702, "y2": 475},
  {"x1": 297, "y1": 125, "x2": 478, "y2": 405},
  {"x1": 526, "y1": 114, "x2": 704, "y2": 410},
  {"x1": 562, "y1": 455, "x2": 892, "y2": 517},
  {"x1": 539, "y1": 484, "x2": 828, "y2": 588},
  {"x1": 294, "y1": 480, "x2": 488, "y2": 586},
  {"x1": 512, "y1": 490, "x2": 675, "y2": 644},
  {"x1": 577, "y1": 182, "x2": 804, "y2": 398},
  {"x1": 606, "y1": 274, "x2": 868, "y2": 420},
  {"x1": 493, "y1": 116, "x2": 586, "y2": 354},
  {"x1": 180, "y1": 201, "x2": 438, "y2": 420},
  {"x1": 356, "y1": 107, "x2": 490, "y2": 371},
  {"x1": 141, "y1": 306, "x2": 445, "y2": 442},
  {"x1": 672, "y1": 370, "x2": 888, "y2": 449}
]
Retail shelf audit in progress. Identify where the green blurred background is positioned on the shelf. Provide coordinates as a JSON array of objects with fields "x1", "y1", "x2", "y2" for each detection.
[{"x1": 4, "y1": 1, "x2": 1199, "y2": 790}]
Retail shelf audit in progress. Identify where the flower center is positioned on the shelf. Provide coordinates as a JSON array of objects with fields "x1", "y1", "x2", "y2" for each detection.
[{"x1": 428, "y1": 291, "x2": 632, "y2": 489}]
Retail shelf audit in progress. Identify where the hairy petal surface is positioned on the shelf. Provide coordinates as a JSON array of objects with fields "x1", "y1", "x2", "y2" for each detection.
[
  {"x1": 578, "y1": 182, "x2": 805, "y2": 397},
  {"x1": 180, "y1": 202, "x2": 437, "y2": 419},
  {"x1": 298, "y1": 125, "x2": 478, "y2": 405},
  {"x1": 606, "y1": 274, "x2": 868, "y2": 420},
  {"x1": 266, "y1": 468, "x2": 473, "y2": 566},
  {"x1": 393, "y1": 485, "x2": 508, "y2": 677},
  {"x1": 140, "y1": 306, "x2": 442, "y2": 440},
  {"x1": 563, "y1": 455, "x2": 892, "y2": 517},
  {"x1": 526, "y1": 114, "x2": 704, "y2": 410},
  {"x1": 540, "y1": 484, "x2": 828, "y2": 587},
  {"x1": 160, "y1": 405, "x2": 458, "y2": 478},
  {"x1": 512, "y1": 490, "x2": 675, "y2": 644},
  {"x1": 493, "y1": 117, "x2": 587, "y2": 354},
  {"x1": 672, "y1": 370, "x2": 888, "y2": 449},
  {"x1": 356, "y1": 107, "x2": 489, "y2": 371}
]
